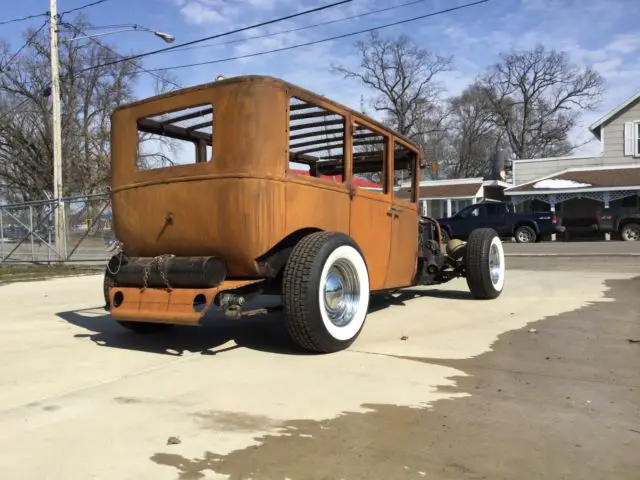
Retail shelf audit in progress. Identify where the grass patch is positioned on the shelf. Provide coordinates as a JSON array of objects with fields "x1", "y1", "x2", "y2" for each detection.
[{"x1": 0, "y1": 264, "x2": 104, "y2": 285}]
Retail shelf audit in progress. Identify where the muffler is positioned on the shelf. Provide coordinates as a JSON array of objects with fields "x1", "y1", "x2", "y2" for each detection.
[{"x1": 113, "y1": 255, "x2": 227, "y2": 289}]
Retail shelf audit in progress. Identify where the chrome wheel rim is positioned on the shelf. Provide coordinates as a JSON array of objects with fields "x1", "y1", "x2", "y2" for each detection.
[
  {"x1": 489, "y1": 242, "x2": 502, "y2": 286},
  {"x1": 625, "y1": 226, "x2": 639, "y2": 241},
  {"x1": 323, "y1": 258, "x2": 360, "y2": 327},
  {"x1": 518, "y1": 229, "x2": 532, "y2": 242}
]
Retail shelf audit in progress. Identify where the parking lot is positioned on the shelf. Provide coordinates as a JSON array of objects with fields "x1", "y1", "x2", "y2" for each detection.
[{"x1": 0, "y1": 254, "x2": 638, "y2": 479}]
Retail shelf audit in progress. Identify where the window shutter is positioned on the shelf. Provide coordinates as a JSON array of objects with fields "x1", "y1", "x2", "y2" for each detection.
[{"x1": 624, "y1": 122, "x2": 634, "y2": 156}]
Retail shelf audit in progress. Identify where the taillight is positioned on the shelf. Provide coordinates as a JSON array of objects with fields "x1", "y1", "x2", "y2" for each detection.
[
  {"x1": 595, "y1": 211, "x2": 600, "y2": 221},
  {"x1": 552, "y1": 214, "x2": 557, "y2": 224}
]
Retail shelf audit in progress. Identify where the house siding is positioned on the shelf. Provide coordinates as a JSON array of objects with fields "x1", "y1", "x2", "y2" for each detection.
[
  {"x1": 601, "y1": 99, "x2": 640, "y2": 160},
  {"x1": 511, "y1": 98, "x2": 640, "y2": 186},
  {"x1": 513, "y1": 156, "x2": 604, "y2": 185}
]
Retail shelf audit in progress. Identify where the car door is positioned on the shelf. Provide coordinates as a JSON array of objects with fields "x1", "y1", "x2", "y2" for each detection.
[
  {"x1": 385, "y1": 140, "x2": 419, "y2": 289},
  {"x1": 449, "y1": 204, "x2": 484, "y2": 238},
  {"x1": 483, "y1": 203, "x2": 509, "y2": 234},
  {"x1": 348, "y1": 120, "x2": 392, "y2": 292}
]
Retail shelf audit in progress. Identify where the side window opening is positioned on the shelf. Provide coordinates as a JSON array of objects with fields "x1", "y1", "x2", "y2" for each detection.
[
  {"x1": 393, "y1": 141, "x2": 417, "y2": 202},
  {"x1": 136, "y1": 104, "x2": 214, "y2": 170},
  {"x1": 352, "y1": 123, "x2": 387, "y2": 193},
  {"x1": 288, "y1": 97, "x2": 345, "y2": 182}
]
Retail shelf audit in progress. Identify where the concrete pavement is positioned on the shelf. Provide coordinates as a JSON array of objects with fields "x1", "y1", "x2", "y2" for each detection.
[{"x1": 0, "y1": 262, "x2": 638, "y2": 479}]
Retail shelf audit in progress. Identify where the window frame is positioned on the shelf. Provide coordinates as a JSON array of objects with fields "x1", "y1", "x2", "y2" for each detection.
[
  {"x1": 134, "y1": 102, "x2": 215, "y2": 172},
  {"x1": 286, "y1": 93, "x2": 348, "y2": 186},
  {"x1": 391, "y1": 139, "x2": 419, "y2": 204},
  {"x1": 635, "y1": 121, "x2": 640, "y2": 157},
  {"x1": 350, "y1": 119, "x2": 390, "y2": 196}
]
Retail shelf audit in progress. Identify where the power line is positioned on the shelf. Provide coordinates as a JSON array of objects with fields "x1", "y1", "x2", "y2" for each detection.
[
  {"x1": 146, "y1": 0, "x2": 490, "y2": 72},
  {"x1": 171, "y1": 0, "x2": 434, "y2": 55},
  {"x1": 0, "y1": 0, "x2": 110, "y2": 27},
  {"x1": 59, "y1": 0, "x2": 112, "y2": 16},
  {"x1": 1, "y1": 20, "x2": 49, "y2": 72},
  {"x1": 76, "y1": 0, "x2": 354, "y2": 74},
  {"x1": 0, "y1": 12, "x2": 46, "y2": 27},
  {"x1": 60, "y1": 21, "x2": 183, "y2": 90}
]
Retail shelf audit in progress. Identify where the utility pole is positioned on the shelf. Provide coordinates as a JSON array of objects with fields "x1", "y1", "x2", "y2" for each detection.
[{"x1": 50, "y1": 0, "x2": 67, "y2": 259}]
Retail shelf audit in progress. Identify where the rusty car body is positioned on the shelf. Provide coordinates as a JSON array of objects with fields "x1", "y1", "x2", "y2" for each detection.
[{"x1": 104, "y1": 75, "x2": 506, "y2": 353}]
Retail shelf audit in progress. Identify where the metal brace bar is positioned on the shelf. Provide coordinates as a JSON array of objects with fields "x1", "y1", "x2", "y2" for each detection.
[{"x1": 65, "y1": 201, "x2": 110, "y2": 260}]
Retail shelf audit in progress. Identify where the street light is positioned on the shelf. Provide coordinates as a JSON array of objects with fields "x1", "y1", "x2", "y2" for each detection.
[
  {"x1": 49, "y1": 0, "x2": 176, "y2": 260},
  {"x1": 62, "y1": 24, "x2": 175, "y2": 44}
]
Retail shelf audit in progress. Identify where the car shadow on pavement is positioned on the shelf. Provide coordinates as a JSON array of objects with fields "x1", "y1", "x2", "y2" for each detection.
[
  {"x1": 56, "y1": 287, "x2": 472, "y2": 357},
  {"x1": 369, "y1": 287, "x2": 474, "y2": 314},
  {"x1": 56, "y1": 305, "x2": 305, "y2": 357}
]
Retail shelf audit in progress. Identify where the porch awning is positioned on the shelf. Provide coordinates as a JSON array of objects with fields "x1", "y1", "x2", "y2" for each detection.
[
  {"x1": 505, "y1": 166, "x2": 640, "y2": 195},
  {"x1": 396, "y1": 181, "x2": 483, "y2": 200}
]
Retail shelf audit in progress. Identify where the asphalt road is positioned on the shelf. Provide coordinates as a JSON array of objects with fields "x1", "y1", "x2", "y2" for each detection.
[
  {"x1": 0, "y1": 258, "x2": 638, "y2": 479},
  {"x1": 503, "y1": 240, "x2": 640, "y2": 256}
]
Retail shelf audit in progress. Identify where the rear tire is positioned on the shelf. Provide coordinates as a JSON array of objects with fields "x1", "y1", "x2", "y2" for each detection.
[
  {"x1": 514, "y1": 225, "x2": 536, "y2": 243},
  {"x1": 465, "y1": 228, "x2": 505, "y2": 300},
  {"x1": 282, "y1": 232, "x2": 370, "y2": 353},
  {"x1": 621, "y1": 223, "x2": 640, "y2": 242}
]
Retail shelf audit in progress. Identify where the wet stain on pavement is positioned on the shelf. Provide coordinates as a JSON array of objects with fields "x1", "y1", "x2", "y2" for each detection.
[
  {"x1": 192, "y1": 410, "x2": 278, "y2": 432},
  {"x1": 151, "y1": 277, "x2": 640, "y2": 480}
]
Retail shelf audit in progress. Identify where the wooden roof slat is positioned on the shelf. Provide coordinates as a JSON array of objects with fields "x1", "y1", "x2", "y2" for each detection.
[
  {"x1": 289, "y1": 127, "x2": 344, "y2": 141},
  {"x1": 289, "y1": 102, "x2": 315, "y2": 111},
  {"x1": 186, "y1": 120, "x2": 213, "y2": 131},
  {"x1": 289, "y1": 118, "x2": 344, "y2": 131},
  {"x1": 137, "y1": 118, "x2": 212, "y2": 144},
  {"x1": 290, "y1": 110, "x2": 342, "y2": 121},
  {"x1": 155, "y1": 107, "x2": 213, "y2": 126}
]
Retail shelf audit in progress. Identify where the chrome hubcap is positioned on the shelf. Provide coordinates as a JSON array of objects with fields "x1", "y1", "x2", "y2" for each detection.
[
  {"x1": 625, "y1": 227, "x2": 639, "y2": 241},
  {"x1": 489, "y1": 243, "x2": 502, "y2": 286},
  {"x1": 519, "y1": 230, "x2": 532, "y2": 242},
  {"x1": 323, "y1": 258, "x2": 360, "y2": 327}
]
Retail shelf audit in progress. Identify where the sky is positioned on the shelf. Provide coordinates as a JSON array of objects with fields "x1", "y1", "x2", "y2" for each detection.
[{"x1": 2, "y1": 0, "x2": 639, "y2": 157}]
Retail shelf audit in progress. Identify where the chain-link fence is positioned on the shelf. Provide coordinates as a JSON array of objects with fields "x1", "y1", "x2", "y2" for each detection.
[{"x1": 0, "y1": 194, "x2": 114, "y2": 265}]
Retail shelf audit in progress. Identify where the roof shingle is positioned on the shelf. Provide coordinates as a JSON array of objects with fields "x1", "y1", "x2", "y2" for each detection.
[{"x1": 507, "y1": 166, "x2": 640, "y2": 193}]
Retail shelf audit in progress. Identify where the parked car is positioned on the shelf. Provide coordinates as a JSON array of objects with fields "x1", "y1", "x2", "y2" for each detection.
[
  {"x1": 103, "y1": 75, "x2": 507, "y2": 354},
  {"x1": 595, "y1": 207, "x2": 640, "y2": 241},
  {"x1": 436, "y1": 201, "x2": 565, "y2": 243}
]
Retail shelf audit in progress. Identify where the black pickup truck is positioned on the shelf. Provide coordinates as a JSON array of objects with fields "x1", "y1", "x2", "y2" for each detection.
[
  {"x1": 437, "y1": 201, "x2": 565, "y2": 243},
  {"x1": 595, "y1": 207, "x2": 640, "y2": 241}
]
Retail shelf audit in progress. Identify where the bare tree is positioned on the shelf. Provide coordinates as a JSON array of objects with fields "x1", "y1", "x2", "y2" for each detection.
[
  {"x1": 445, "y1": 83, "x2": 506, "y2": 178},
  {"x1": 332, "y1": 31, "x2": 452, "y2": 139},
  {"x1": 478, "y1": 44, "x2": 604, "y2": 160},
  {"x1": 0, "y1": 16, "x2": 176, "y2": 202}
]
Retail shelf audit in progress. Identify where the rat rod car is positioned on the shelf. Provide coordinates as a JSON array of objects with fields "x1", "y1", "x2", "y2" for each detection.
[{"x1": 104, "y1": 75, "x2": 505, "y2": 353}]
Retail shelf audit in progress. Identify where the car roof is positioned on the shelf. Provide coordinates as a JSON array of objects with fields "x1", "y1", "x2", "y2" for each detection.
[{"x1": 114, "y1": 75, "x2": 419, "y2": 151}]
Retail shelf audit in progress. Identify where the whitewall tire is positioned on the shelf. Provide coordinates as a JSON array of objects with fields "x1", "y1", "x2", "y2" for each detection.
[
  {"x1": 464, "y1": 228, "x2": 505, "y2": 300},
  {"x1": 282, "y1": 232, "x2": 370, "y2": 353}
]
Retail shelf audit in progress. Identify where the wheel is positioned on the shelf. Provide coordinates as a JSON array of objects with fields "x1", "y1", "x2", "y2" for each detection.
[
  {"x1": 103, "y1": 259, "x2": 174, "y2": 334},
  {"x1": 514, "y1": 225, "x2": 536, "y2": 243},
  {"x1": 621, "y1": 223, "x2": 640, "y2": 241},
  {"x1": 464, "y1": 228, "x2": 505, "y2": 300},
  {"x1": 282, "y1": 231, "x2": 370, "y2": 353}
]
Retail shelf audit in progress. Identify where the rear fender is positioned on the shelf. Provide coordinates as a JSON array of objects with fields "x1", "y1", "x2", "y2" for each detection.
[{"x1": 254, "y1": 228, "x2": 323, "y2": 278}]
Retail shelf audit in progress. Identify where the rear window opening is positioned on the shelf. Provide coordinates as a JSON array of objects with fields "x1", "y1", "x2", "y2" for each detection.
[
  {"x1": 136, "y1": 104, "x2": 214, "y2": 171},
  {"x1": 288, "y1": 97, "x2": 346, "y2": 182}
]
